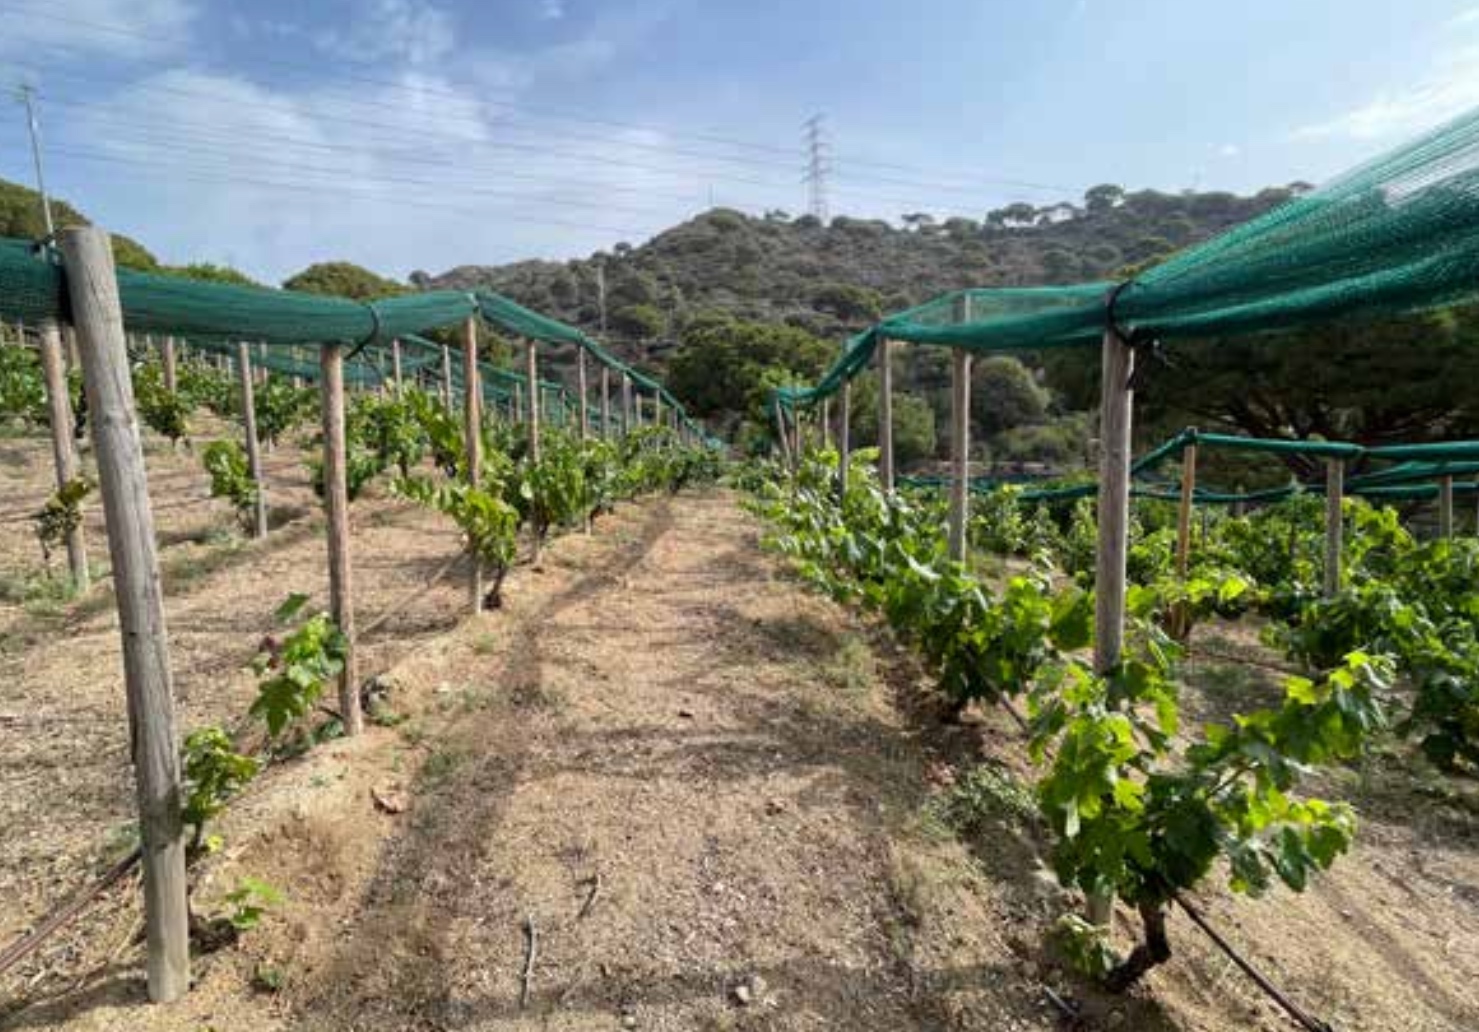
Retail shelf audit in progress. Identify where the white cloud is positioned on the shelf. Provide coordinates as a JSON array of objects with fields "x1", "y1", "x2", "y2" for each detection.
[
  {"x1": 1217, "y1": 143, "x2": 1240, "y2": 157},
  {"x1": 314, "y1": 0, "x2": 458, "y2": 67},
  {"x1": 0, "y1": 0, "x2": 196, "y2": 61},
  {"x1": 1294, "y1": 43, "x2": 1479, "y2": 141},
  {"x1": 540, "y1": 0, "x2": 567, "y2": 20},
  {"x1": 1450, "y1": 7, "x2": 1479, "y2": 27}
]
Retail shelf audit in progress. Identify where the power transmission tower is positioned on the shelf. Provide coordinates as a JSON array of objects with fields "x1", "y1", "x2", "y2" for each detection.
[
  {"x1": 802, "y1": 114, "x2": 831, "y2": 223},
  {"x1": 16, "y1": 84, "x2": 55, "y2": 237}
]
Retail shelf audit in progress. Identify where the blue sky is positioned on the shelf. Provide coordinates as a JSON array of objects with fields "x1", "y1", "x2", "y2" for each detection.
[{"x1": 1, "y1": 0, "x2": 1476, "y2": 283}]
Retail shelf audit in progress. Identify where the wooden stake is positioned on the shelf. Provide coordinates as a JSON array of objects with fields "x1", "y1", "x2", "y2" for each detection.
[
  {"x1": 319, "y1": 342, "x2": 362, "y2": 736},
  {"x1": 526, "y1": 340, "x2": 543, "y2": 564},
  {"x1": 877, "y1": 336, "x2": 895, "y2": 491},
  {"x1": 838, "y1": 380, "x2": 852, "y2": 494},
  {"x1": 161, "y1": 335, "x2": 177, "y2": 394},
  {"x1": 236, "y1": 343, "x2": 269, "y2": 539},
  {"x1": 600, "y1": 366, "x2": 612, "y2": 437},
  {"x1": 821, "y1": 397, "x2": 831, "y2": 450},
  {"x1": 947, "y1": 348, "x2": 972, "y2": 563},
  {"x1": 622, "y1": 374, "x2": 633, "y2": 434},
  {"x1": 1324, "y1": 458, "x2": 1343, "y2": 598},
  {"x1": 1175, "y1": 436, "x2": 1198, "y2": 578},
  {"x1": 577, "y1": 348, "x2": 590, "y2": 441},
  {"x1": 440, "y1": 344, "x2": 453, "y2": 408},
  {"x1": 1439, "y1": 475, "x2": 1455, "y2": 539},
  {"x1": 391, "y1": 338, "x2": 403, "y2": 393},
  {"x1": 773, "y1": 401, "x2": 792, "y2": 468},
  {"x1": 61, "y1": 225, "x2": 189, "y2": 1003},
  {"x1": 463, "y1": 317, "x2": 484, "y2": 611},
  {"x1": 39, "y1": 320, "x2": 89, "y2": 591},
  {"x1": 1089, "y1": 323, "x2": 1135, "y2": 927}
]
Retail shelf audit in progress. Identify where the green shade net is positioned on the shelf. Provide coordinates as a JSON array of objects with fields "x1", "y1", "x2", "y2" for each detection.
[
  {"x1": 778, "y1": 104, "x2": 1479, "y2": 412},
  {"x1": 0, "y1": 235, "x2": 710, "y2": 441}
]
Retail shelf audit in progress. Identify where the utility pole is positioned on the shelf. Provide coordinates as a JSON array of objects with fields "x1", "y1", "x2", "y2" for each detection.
[
  {"x1": 802, "y1": 114, "x2": 831, "y2": 223},
  {"x1": 17, "y1": 84, "x2": 56, "y2": 237},
  {"x1": 595, "y1": 260, "x2": 608, "y2": 336}
]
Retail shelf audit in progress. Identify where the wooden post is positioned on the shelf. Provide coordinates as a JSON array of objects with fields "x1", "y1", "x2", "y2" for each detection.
[
  {"x1": 947, "y1": 348, "x2": 972, "y2": 563},
  {"x1": 838, "y1": 380, "x2": 852, "y2": 494},
  {"x1": 440, "y1": 344, "x2": 453, "y2": 408},
  {"x1": 1324, "y1": 458, "x2": 1344, "y2": 598},
  {"x1": 622, "y1": 374, "x2": 633, "y2": 435},
  {"x1": 1175, "y1": 436, "x2": 1198, "y2": 578},
  {"x1": 39, "y1": 320, "x2": 89, "y2": 591},
  {"x1": 391, "y1": 338, "x2": 403, "y2": 393},
  {"x1": 577, "y1": 348, "x2": 590, "y2": 441},
  {"x1": 773, "y1": 400, "x2": 793, "y2": 468},
  {"x1": 1089, "y1": 323, "x2": 1135, "y2": 927},
  {"x1": 61, "y1": 225, "x2": 189, "y2": 1002},
  {"x1": 821, "y1": 397, "x2": 832, "y2": 450},
  {"x1": 161, "y1": 335, "x2": 178, "y2": 394},
  {"x1": 526, "y1": 340, "x2": 544, "y2": 564},
  {"x1": 318, "y1": 343, "x2": 362, "y2": 736},
  {"x1": 877, "y1": 336, "x2": 895, "y2": 492},
  {"x1": 600, "y1": 366, "x2": 612, "y2": 437},
  {"x1": 463, "y1": 317, "x2": 484, "y2": 611},
  {"x1": 1439, "y1": 475, "x2": 1455, "y2": 539},
  {"x1": 237, "y1": 342, "x2": 269, "y2": 539}
]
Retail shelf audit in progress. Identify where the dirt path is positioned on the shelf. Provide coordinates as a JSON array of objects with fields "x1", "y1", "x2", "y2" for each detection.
[{"x1": 7, "y1": 490, "x2": 1474, "y2": 1032}]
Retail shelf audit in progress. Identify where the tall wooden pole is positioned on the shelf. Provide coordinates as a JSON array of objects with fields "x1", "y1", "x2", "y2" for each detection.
[
  {"x1": 947, "y1": 296, "x2": 973, "y2": 562},
  {"x1": 622, "y1": 374, "x2": 633, "y2": 435},
  {"x1": 440, "y1": 344, "x2": 453, "y2": 408},
  {"x1": 877, "y1": 336, "x2": 895, "y2": 492},
  {"x1": 61, "y1": 225, "x2": 189, "y2": 1002},
  {"x1": 838, "y1": 381, "x2": 852, "y2": 494},
  {"x1": 1324, "y1": 458, "x2": 1344, "y2": 598},
  {"x1": 773, "y1": 400, "x2": 793, "y2": 468},
  {"x1": 821, "y1": 397, "x2": 832, "y2": 450},
  {"x1": 577, "y1": 348, "x2": 590, "y2": 441},
  {"x1": 1439, "y1": 475, "x2": 1455, "y2": 539},
  {"x1": 1175, "y1": 436, "x2": 1198, "y2": 578},
  {"x1": 319, "y1": 343, "x2": 361, "y2": 736},
  {"x1": 39, "y1": 320, "x2": 89, "y2": 591},
  {"x1": 391, "y1": 338, "x2": 403, "y2": 393},
  {"x1": 600, "y1": 366, "x2": 612, "y2": 437},
  {"x1": 526, "y1": 341, "x2": 544, "y2": 564},
  {"x1": 161, "y1": 335, "x2": 178, "y2": 394},
  {"x1": 463, "y1": 317, "x2": 484, "y2": 611},
  {"x1": 1089, "y1": 324, "x2": 1135, "y2": 927},
  {"x1": 237, "y1": 342, "x2": 268, "y2": 539}
]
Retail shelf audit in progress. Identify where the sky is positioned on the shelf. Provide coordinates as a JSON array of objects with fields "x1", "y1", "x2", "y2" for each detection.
[{"x1": 1, "y1": 0, "x2": 1477, "y2": 284}]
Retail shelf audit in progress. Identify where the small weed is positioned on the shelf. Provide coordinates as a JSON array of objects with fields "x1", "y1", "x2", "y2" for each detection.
[
  {"x1": 224, "y1": 877, "x2": 284, "y2": 932},
  {"x1": 928, "y1": 764, "x2": 1037, "y2": 835},
  {"x1": 821, "y1": 634, "x2": 875, "y2": 695},
  {"x1": 422, "y1": 746, "x2": 466, "y2": 786},
  {"x1": 399, "y1": 721, "x2": 426, "y2": 747},
  {"x1": 251, "y1": 962, "x2": 286, "y2": 994},
  {"x1": 471, "y1": 632, "x2": 498, "y2": 655},
  {"x1": 369, "y1": 701, "x2": 408, "y2": 727}
]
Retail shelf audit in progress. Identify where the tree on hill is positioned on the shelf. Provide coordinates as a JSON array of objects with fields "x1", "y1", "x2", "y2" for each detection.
[
  {"x1": 0, "y1": 177, "x2": 158, "y2": 271},
  {"x1": 283, "y1": 261, "x2": 405, "y2": 300},
  {"x1": 972, "y1": 355, "x2": 1050, "y2": 436},
  {"x1": 162, "y1": 262, "x2": 261, "y2": 287},
  {"x1": 667, "y1": 315, "x2": 833, "y2": 421}
]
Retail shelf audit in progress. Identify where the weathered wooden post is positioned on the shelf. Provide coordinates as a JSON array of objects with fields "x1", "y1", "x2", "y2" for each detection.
[
  {"x1": 1324, "y1": 458, "x2": 1344, "y2": 598},
  {"x1": 237, "y1": 342, "x2": 269, "y2": 539},
  {"x1": 62, "y1": 225, "x2": 190, "y2": 1002},
  {"x1": 391, "y1": 337, "x2": 403, "y2": 393},
  {"x1": 946, "y1": 298, "x2": 973, "y2": 562},
  {"x1": 440, "y1": 343, "x2": 453, "y2": 408},
  {"x1": 600, "y1": 365, "x2": 612, "y2": 437},
  {"x1": 526, "y1": 340, "x2": 543, "y2": 563},
  {"x1": 1175, "y1": 432, "x2": 1198, "y2": 578},
  {"x1": 837, "y1": 381, "x2": 852, "y2": 494},
  {"x1": 577, "y1": 348, "x2": 590, "y2": 441},
  {"x1": 772, "y1": 399, "x2": 792, "y2": 468},
  {"x1": 1090, "y1": 320, "x2": 1135, "y2": 926},
  {"x1": 161, "y1": 335, "x2": 178, "y2": 393},
  {"x1": 319, "y1": 342, "x2": 362, "y2": 737},
  {"x1": 464, "y1": 317, "x2": 484, "y2": 611},
  {"x1": 821, "y1": 397, "x2": 832, "y2": 450},
  {"x1": 39, "y1": 320, "x2": 89, "y2": 591},
  {"x1": 877, "y1": 336, "x2": 895, "y2": 492},
  {"x1": 1439, "y1": 475, "x2": 1455, "y2": 539},
  {"x1": 622, "y1": 373, "x2": 633, "y2": 435}
]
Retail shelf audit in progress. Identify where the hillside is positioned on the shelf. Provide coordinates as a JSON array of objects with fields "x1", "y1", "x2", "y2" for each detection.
[{"x1": 427, "y1": 184, "x2": 1306, "y2": 355}]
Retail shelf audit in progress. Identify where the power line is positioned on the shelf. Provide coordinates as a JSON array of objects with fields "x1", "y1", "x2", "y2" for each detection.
[
  {"x1": 0, "y1": 5, "x2": 1077, "y2": 196},
  {"x1": 0, "y1": 87, "x2": 1042, "y2": 219}
]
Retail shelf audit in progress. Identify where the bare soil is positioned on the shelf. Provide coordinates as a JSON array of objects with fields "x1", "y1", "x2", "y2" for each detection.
[{"x1": 0, "y1": 463, "x2": 1475, "y2": 1031}]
